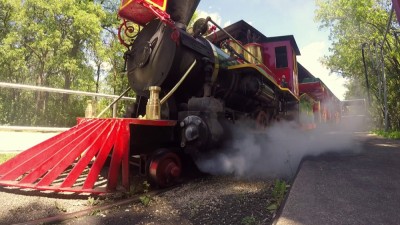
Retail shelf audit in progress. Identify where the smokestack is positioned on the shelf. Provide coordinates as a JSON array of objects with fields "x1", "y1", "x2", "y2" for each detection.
[{"x1": 167, "y1": 0, "x2": 201, "y2": 29}]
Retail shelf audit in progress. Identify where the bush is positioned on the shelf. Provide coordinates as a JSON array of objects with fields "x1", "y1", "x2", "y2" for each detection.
[{"x1": 374, "y1": 130, "x2": 400, "y2": 139}]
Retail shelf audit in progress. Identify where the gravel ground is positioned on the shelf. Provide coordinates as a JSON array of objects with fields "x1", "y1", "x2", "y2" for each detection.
[
  {"x1": 65, "y1": 176, "x2": 276, "y2": 225},
  {"x1": 0, "y1": 188, "x2": 93, "y2": 224},
  {"x1": 0, "y1": 176, "x2": 278, "y2": 225}
]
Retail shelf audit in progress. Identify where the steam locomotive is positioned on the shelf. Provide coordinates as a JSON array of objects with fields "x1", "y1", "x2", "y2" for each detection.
[
  {"x1": 117, "y1": 0, "x2": 312, "y2": 187},
  {"x1": 0, "y1": 0, "x2": 341, "y2": 193}
]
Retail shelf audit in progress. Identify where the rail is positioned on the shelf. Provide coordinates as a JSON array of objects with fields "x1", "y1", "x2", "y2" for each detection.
[
  {"x1": 0, "y1": 82, "x2": 136, "y2": 126},
  {"x1": 0, "y1": 126, "x2": 69, "y2": 132}
]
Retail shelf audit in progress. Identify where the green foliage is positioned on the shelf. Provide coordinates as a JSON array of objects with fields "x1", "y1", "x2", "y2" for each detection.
[
  {"x1": 139, "y1": 180, "x2": 152, "y2": 206},
  {"x1": 267, "y1": 179, "x2": 288, "y2": 213},
  {"x1": 315, "y1": 0, "x2": 400, "y2": 130},
  {"x1": 0, "y1": 153, "x2": 17, "y2": 164},
  {"x1": 142, "y1": 180, "x2": 150, "y2": 192},
  {"x1": 0, "y1": 0, "x2": 132, "y2": 126},
  {"x1": 139, "y1": 195, "x2": 152, "y2": 207},
  {"x1": 266, "y1": 203, "x2": 278, "y2": 211},
  {"x1": 374, "y1": 130, "x2": 400, "y2": 139},
  {"x1": 241, "y1": 215, "x2": 257, "y2": 225},
  {"x1": 54, "y1": 201, "x2": 67, "y2": 212},
  {"x1": 89, "y1": 209, "x2": 102, "y2": 216},
  {"x1": 87, "y1": 196, "x2": 102, "y2": 206},
  {"x1": 299, "y1": 95, "x2": 315, "y2": 124},
  {"x1": 272, "y1": 179, "x2": 287, "y2": 204}
]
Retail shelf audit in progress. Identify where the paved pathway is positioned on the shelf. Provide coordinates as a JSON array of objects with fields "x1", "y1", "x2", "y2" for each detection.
[
  {"x1": 0, "y1": 131, "x2": 60, "y2": 152},
  {"x1": 275, "y1": 133, "x2": 400, "y2": 225}
]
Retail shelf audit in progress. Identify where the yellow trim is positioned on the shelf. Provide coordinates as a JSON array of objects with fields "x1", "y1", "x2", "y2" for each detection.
[
  {"x1": 227, "y1": 63, "x2": 299, "y2": 101},
  {"x1": 120, "y1": 0, "x2": 134, "y2": 11},
  {"x1": 120, "y1": 0, "x2": 167, "y2": 12},
  {"x1": 145, "y1": 0, "x2": 167, "y2": 11}
]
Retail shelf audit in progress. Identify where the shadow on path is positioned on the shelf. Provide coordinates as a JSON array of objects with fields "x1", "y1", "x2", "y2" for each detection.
[{"x1": 275, "y1": 133, "x2": 400, "y2": 225}]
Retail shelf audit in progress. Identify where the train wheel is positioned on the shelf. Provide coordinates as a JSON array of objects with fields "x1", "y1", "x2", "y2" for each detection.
[
  {"x1": 149, "y1": 150, "x2": 182, "y2": 187},
  {"x1": 255, "y1": 110, "x2": 270, "y2": 130}
]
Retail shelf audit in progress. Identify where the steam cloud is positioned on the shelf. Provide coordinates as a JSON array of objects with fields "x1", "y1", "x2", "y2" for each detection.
[{"x1": 195, "y1": 119, "x2": 364, "y2": 180}]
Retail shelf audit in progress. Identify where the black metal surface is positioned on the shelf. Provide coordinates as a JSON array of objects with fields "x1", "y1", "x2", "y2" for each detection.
[
  {"x1": 129, "y1": 124, "x2": 177, "y2": 154},
  {"x1": 179, "y1": 110, "x2": 224, "y2": 155},
  {"x1": 213, "y1": 69, "x2": 277, "y2": 113},
  {"x1": 239, "y1": 76, "x2": 275, "y2": 102},
  {"x1": 126, "y1": 20, "x2": 222, "y2": 119},
  {"x1": 166, "y1": 0, "x2": 201, "y2": 27},
  {"x1": 180, "y1": 31, "x2": 212, "y2": 58},
  {"x1": 126, "y1": 20, "x2": 176, "y2": 96}
]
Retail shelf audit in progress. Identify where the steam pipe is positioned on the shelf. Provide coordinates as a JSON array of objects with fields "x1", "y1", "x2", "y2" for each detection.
[
  {"x1": 97, "y1": 87, "x2": 132, "y2": 118},
  {"x1": 160, "y1": 60, "x2": 197, "y2": 105}
]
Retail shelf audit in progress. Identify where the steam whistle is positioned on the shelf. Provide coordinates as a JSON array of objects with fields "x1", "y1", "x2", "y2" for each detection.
[{"x1": 146, "y1": 86, "x2": 161, "y2": 120}]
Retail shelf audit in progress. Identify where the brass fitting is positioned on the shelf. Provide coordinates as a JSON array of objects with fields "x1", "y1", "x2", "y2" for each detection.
[{"x1": 146, "y1": 86, "x2": 161, "y2": 120}]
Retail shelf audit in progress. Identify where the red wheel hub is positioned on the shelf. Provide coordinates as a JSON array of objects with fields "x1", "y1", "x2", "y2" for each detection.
[{"x1": 149, "y1": 152, "x2": 181, "y2": 187}]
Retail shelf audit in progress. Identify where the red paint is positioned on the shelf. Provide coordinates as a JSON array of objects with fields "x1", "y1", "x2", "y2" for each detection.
[
  {"x1": 118, "y1": 0, "x2": 172, "y2": 27},
  {"x1": 261, "y1": 41, "x2": 299, "y2": 96},
  {"x1": 0, "y1": 118, "x2": 176, "y2": 193},
  {"x1": 299, "y1": 82, "x2": 325, "y2": 100}
]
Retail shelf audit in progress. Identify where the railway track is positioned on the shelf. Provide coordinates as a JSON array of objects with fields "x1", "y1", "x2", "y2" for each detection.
[
  {"x1": 4, "y1": 176, "x2": 275, "y2": 225},
  {"x1": 15, "y1": 188, "x2": 170, "y2": 225}
]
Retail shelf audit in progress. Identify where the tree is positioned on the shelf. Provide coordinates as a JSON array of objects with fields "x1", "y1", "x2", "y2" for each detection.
[
  {"x1": 315, "y1": 0, "x2": 400, "y2": 130},
  {"x1": 0, "y1": 0, "x2": 106, "y2": 126}
]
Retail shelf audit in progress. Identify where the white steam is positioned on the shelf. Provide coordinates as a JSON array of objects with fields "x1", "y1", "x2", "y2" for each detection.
[{"x1": 196, "y1": 120, "x2": 363, "y2": 180}]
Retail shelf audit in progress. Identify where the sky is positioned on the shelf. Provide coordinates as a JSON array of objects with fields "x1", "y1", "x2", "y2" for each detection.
[{"x1": 196, "y1": 0, "x2": 348, "y2": 100}]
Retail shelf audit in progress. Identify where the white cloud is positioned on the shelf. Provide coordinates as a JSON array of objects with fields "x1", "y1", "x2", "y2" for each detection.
[
  {"x1": 297, "y1": 41, "x2": 348, "y2": 100},
  {"x1": 223, "y1": 20, "x2": 231, "y2": 28},
  {"x1": 196, "y1": 10, "x2": 222, "y2": 26}
]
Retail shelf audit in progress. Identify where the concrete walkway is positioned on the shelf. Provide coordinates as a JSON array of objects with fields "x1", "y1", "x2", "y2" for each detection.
[
  {"x1": 0, "y1": 131, "x2": 60, "y2": 152},
  {"x1": 275, "y1": 133, "x2": 400, "y2": 225}
]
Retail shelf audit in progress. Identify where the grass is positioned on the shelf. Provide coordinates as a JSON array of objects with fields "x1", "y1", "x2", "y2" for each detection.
[
  {"x1": 374, "y1": 130, "x2": 400, "y2": 139},
  {"x1": 267, "y1": 179, "x2": 288, "y2": 213},
  {"x1": 0, "y1": 153, "x2": 17, "y2": 164},
  {"x1": 139, "y1": 180, "x2": 152, "y2": 206},
  {"x1": 86, "y1": 196, "x2": 103, "y2": 206},
  {"x1": 241, "y1": 215, "x2": 257, "y2": 225}
]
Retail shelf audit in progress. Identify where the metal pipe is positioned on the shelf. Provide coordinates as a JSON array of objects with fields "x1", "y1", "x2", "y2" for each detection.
[
  {"x1": 0, "y1": 126, "x2": 69, "y2": 132},
  {"x1": 206, "y1": 17, "x2": 275, "y2": 75},
  {"x1": 206, "y1": 18, "x2": 259, "y2": 63},
  {"x1": 112, "y1": 100, "x2": 118, "y2": 118},
  {"x1": 160, "y1": 59, "x2": 197, "y2": 105},
  {"x1": 97, "y1": 87, "x2": 132, "y2": 118},
  {"x1": 0, "y1": 82, "x2": 135, "y2": 101}
]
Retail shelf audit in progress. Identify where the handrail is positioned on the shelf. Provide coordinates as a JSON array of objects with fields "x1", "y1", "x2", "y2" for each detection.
[{"x1": 0, "y1": 82, "x2": 136, "y2": 101}]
